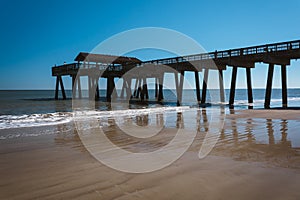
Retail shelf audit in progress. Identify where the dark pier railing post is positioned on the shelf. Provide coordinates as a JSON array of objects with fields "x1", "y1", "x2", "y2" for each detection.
[
  {"x1": 229, "y1": 67, "x2": 237, "y2": 108},
  {"x1": 246, "y1": 68, "x2": 253, "y2": 109},
  {"x1": 281, "y1": 65, "x2": 288, "y2": 108},
  {"x1": 218, "y1": 69, "x2": 225, "y2": 103},
  {"x1": 201, "y1": 69, "x2": 209, "y2": 104},
  {"x1": 195, "y1": 71, "x2": 201, "y2": 102},
  {"x1": 264, "y1": 63, "x2": 274, "y2": 108}
]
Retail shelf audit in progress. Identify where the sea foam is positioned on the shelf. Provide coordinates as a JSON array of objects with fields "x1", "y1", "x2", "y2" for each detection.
[{"x1": 0, "y1": 106, "x2": 191, "y2": 130}]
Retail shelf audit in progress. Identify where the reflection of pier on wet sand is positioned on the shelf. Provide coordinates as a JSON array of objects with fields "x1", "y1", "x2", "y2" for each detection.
[
  {"x1": 50, "y1": 108, "x2": 300, "y2": 168},
  {"x1": 67, "y1": 108, "x2": 300, "y2": 166}
]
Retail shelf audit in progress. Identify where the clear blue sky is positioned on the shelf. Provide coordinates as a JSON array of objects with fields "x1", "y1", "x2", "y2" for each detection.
[{"x1": 0, "y1": 0, "x2": 300, "y2": 90}]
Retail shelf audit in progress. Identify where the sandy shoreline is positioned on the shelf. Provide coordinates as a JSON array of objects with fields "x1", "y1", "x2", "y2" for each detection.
[{"x1": 1, "y1": 109, "x2": 300, "y2": 199}]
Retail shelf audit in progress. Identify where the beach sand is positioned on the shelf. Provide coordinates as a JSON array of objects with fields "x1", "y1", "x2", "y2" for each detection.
[{"x1": 1, "y1": 109, "x2": 300, "y2": 200}]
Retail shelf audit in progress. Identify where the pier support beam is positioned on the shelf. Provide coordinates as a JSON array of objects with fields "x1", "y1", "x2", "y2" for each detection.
[
  {"x1": 195, "y1": 71, "x2": 201, "y2": 102},
  {"x1": 246, "y1": 68, "x2": 253, "y2": 109},
  {"x1": 90, "y1": 76, "x2": 98, "y2": 100},
  {"x1": 88, "y1": 76, "x2": 94, "y2": 99},
  {"x1": 174, "y1": 72, "x2": 179, "y2": 105},
  {"x1": 139, "y1": 78, "x2": 144, "y2": 101},
  {"x1": 264, "y1": 64, "x2": 274, "y2": 109},
  {"x1": 55, "y1": 76, "x2": 66, "y2": 100},
  {"x1": 72, "y1": 75, "x2": 76, "y2": 99},
  {"x1": 281, "y1": 65, "x2": 288, "y2": 108},
  {"x1": 229, "y1": 67, "x2": 253, "y2": 108},
  {"x1": 120, "y1": 78, "x2": 126, "y2": 98},
  {"x1": 77, "y1": 76, "x2": 82, "y2": 99},
  {"x1": 158, "y1": 74, "x2": 164, "y2": 101},
  {"x1": 60, "y1": 77, "x2": 66, "y2": 100},
  {"x1": 87, "y1": 76, "x2": 98, "y2": 100},
  {"x1": 155, "y1": 78, "x2": 158, "y2": 98},
  {"x1": 134, "y1": 77, "x2": 148, "y2": 101},
  {"x1": 140, "y1": 80, "x2": 145, "y2": 101},
  {"x1": 141, "y1": 77, "x2": 149, "y2": 100},
  {"x1": 72, "y1": 75, "x2": 82, "y2": 99},
  {"x1": 95, "y1": 79, "x2": 99, "y2": 100},
  {"x1": 59, "y1": 76, "x2": 66, "y2": 100},
  {"x1": 136, "y1": 78, "x2": 142, "y2": 98},
  {"x1": 201, "y1": 69, "x2": 209, "y2": 104},
  {"x1": 106, "y1": 77, "x2": 115, "y2": 101},
  {"x1": 88, "y1": 76, "x2": 91, "y2": 99},
  {"x1": 218, "y1": 69, "x2": 225, "y2": 103},
  {"x1": 111, "y1": 78, "x2": 117, "y2": 99},
  {"x1": 125, "y1": 78, "x2": 132, "y2": 98},
  {"x1": 55, "y1": 76, "x2": 59, "y2": 100},
  {"x1": 133, "y1": 78, "x2": 139, "y2": 98},
  {"x1": 229, "y1": 67, "x2": 237, "y2": 108},
  {"x1": 177, "y1": 71, "x2": 185, "y2": 105}
]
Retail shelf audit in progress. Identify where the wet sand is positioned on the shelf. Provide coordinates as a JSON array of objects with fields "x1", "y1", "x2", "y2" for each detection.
[{"x1": 1, "y1": 109, "x2": 300, "y2": 199}]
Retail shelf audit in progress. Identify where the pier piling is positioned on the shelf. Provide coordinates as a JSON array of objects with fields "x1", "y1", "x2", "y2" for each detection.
[
  {"x1": 246, "y1": 68, "x2": 253, "y2": 109},
  {"x1": 281, "y1": 65, "x2": 288, "y2": 108},
  {"x1": 265, "y1": 64, "x2": 274, "y2": 109},
  {"x1": 201, "y1": 69, "x2": 209, "y2": 104},
  {"x1": 195, "y1": 71, "x2": 201, "y2": 102}
]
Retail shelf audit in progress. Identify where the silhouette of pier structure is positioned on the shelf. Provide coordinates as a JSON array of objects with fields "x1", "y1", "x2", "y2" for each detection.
[{"x1": 52, "y1": 39, "x2": 300, "y2": 108}]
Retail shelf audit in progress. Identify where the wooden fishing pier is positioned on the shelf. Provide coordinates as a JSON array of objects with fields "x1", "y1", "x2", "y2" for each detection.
[{"x1": 52, "y1": 39, "x2": 300, "y2": 108}]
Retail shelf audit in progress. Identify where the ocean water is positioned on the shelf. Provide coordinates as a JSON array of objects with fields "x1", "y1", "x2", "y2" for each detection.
[{"x1": 0, "y1": 89, "x2": 300, "y2": 130}]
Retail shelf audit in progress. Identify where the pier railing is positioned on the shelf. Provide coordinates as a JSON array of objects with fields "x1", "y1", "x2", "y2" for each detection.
[
  {"x1": 52, "y1": 63, "x2": 124, "y2": 76},
  {"x1": 143, "y1": 40, "x2": 300, "y2": 65}
]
